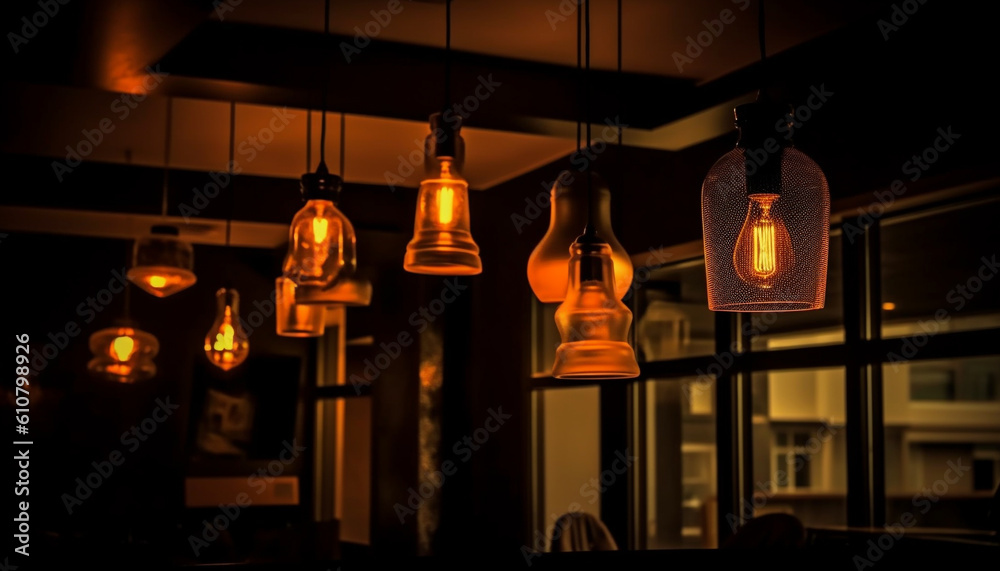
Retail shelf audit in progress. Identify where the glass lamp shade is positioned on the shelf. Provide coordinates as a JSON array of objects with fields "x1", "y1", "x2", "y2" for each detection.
[
  {"x1": 87, "y1": 322, "x2": 159, "y2": 383},
  {"x1": 552, "y1": 233, "x2": 640, "y2": 379},
  {"x1": 276, "y1": 277, "x2": 325, "y2": 337},
  {"x1": 404, "y1": 113, "x2": 481, "y2": 275},
  {"x1": 204, "y1": 288, "x2": 250, "y2": 371},
  {"x1": 127, "y1": 225, "x2": 196, "y2": 297},
  {"x1": 283, "y1": 163, "x2": 357, "y2": 289},
  {"x1": 528, "y1": 170, "x2": 632, "y2": 302},
  {"x1": 701, "y1": 103, "x2": 830, "y2": 312},
  {"x1": 293, "y1": 273, "x2": 373, "y2": 306}
]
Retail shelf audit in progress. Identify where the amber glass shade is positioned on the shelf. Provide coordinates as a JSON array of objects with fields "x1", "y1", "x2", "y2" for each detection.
[
  {"x1": 276, "y1": 277, "x2": 325, "y2": 337},
  {"x1": 127, "y1": 226, "x2": 196, "y2": 297},
  {"x1": 294, "y1": 275, "x2": 372, "y2": 306},
  {"x1": 204, "y1": 288, "x2": 250, "y2": 370},
  {"x1": 552, "y1": 235, "x2": 640, "y2": 379},
  {"x1": 404, "y1": 114, "x2": 481, "y2": 275},
  {"x1": 283, "y1": 198, "x2": 357, "y2": 288},
  {"x1": 702, "y1": 103, "x2": 830, "y2": 312},
  {"x1": 87, "y1": 323, "x2": 159, "y2": 383},
  {"x1": 528, "y1": 170, "x2": 632, "y2": 302}
]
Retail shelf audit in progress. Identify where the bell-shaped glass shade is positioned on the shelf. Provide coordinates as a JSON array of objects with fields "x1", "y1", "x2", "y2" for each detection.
[
  {"x1": 283, "y1": 198, "x2": 357, "y2": 288},
  {"x1": 276, "y1": 277, "x2": 325, "y2": 337},
  {"x1": 127, "y1": 226, "x2": 196, "y2": 297},
  {"x1": 702, "y1": 103, "x2": 830, "y2": 312},
  {"x1": 87, "y1": 323, "x2": 159, "y2": 383},
  {"x1": 528, "y1": 170, "x2": 632, "y2": 302},
  {"x1": 404, "y1": 157, "x2": 481, "y2": 275},
  {"x1": 552, "y1": 235, "x2": 640, "y2": 379},
  {"x1": 204, "y1": 288, "x2": 250, "y2": 370}
]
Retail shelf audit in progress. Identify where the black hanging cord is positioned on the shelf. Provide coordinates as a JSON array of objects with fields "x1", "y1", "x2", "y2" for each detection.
[
  {"x1": 756, "y1": 0, "x2": 767, "y2": 101},
  {"x1": 339, "y1": 112, "x2": 346, "y2": 177},
  {"x1": 616, "y1": 0, "x2": 622, "y2": 185},
  {"x1": 224, "y1": 100, "x2": 236, "y2": 290},
  {"x1": 576, "y1": 1, "x2": 582, "y2": 152},
  {"x1": 319, "y1": 0, "x2": 331, "y2": 167},
  {"x1": 583, "y1": 0, "x2": 595, "y2": 236},
  {"x1": 161, "y1": 97, "x2": 172, "y2": 217},
  {"x1": 306, "y1": 108, "x2": 312, "y2": 171},
  {"x1": 443, "y1": 0, "x2": 452, "y2": 115}
]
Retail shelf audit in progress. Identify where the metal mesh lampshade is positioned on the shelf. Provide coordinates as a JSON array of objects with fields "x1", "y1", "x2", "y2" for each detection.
[
  {"x1": 404, "y1": 113, "x2": 481, "y2": 275},
  {"x1": 276, "y1": 277, "x2": 325, "y2": 337},
  {"x1": 552, "y1": 233, "x2": 640, "y2": 379},
  {"x1": 528, "y1": 170, "x2": 632, "y2": 303},
  {"x1": 87, "y1": 322, "x2": 159, "y2": 383},
  {"x1": 701, "y1": 103, "x2": 830, "y2": 312},
  {"x1": 127, "y1": 225, "x2": 196, "y2": 297}
]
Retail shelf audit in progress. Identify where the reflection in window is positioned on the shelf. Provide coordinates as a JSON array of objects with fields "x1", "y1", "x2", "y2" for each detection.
[
  {"x1": 636, "y1": 260, "x2": 715, "y2": 361},
  {"x1": 751, "y1": 368, "x2": 847, "y2": 528},
  {"x1": 646, "y1": 378, "x2": 717, "y2": 549}
]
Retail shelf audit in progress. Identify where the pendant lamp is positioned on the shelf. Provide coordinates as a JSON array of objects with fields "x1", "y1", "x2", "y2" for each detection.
[
  {"x1": 701, "y1": 0, "x2": 829, "y2": 312},
  {"x1": 403, "y1": 112, "x2": 481, "y2": 275},
  {"x1": 287, "y1": 1, "x2": 372, "y2": 306},
  {"x1": 205, "y1": 102, "x2": 250, "y2": 370},
  {"x1": 127, "y1": 97, "x2": 197, "y2": 297},
  {"x1": 87, "y1": 280, "x2": 159, "y2": 383},
  {"x1": 552, "y1": 0, "x2": 638, "y2": 380},
  {"x1": 528, "y1": 170, "x2": 631, "y2": 302},
  {"x1": 403, "y1": 0, "x2": 482, "y2": 276}
]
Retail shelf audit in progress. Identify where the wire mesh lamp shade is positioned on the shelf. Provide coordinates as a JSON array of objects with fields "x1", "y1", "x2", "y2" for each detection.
[{"x1": 701, "y1": 103, "x2": 830, "y2": 312}]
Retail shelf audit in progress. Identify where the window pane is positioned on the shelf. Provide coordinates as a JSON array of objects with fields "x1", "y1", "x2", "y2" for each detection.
[
  {"x1": 636, "y1": 260, "x2": 716, "y2": 361},
  {"x1": 532, "y1": 300, "x2": 562, "y2": 376},
  {"x1": 883, "y1": 357, "x2": 1000, "y2": 531},
  {"x1": 882, "y1": 198, "x2": 1000, "y2": 338},
  {"x1": 315, "y1": 397, "x2": 372, "y2": 545},
  {"x1": 749, "y1": 234, "x2": 844, "y2": 350},
  {"x1": 645, "y1": 377, "x2": 718, "y2": 549},
  {"x1": 533, "y1": 387, "x2": 602, "y2": 550},
  {"x1": 751, "y1": 368, "x2": 847, "y2": 528}
]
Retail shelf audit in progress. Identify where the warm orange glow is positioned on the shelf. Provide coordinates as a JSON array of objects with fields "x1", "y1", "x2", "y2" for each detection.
[
  {"x1": 205, "y1": 289, "x2": 249, "y2": 371},
  {"x1": 312, "y1": 217, "x2": 329, "y2": 244},
  {"x1": 112, "y1": 335, "x2": 135, "y2": 362},
  {"x1": 882, "y1": 302, "x2": 896, "y2": 311},
  {"x1": 88, "y1": 325, "x2": 159, "y2": 383},
  {"x1": 552, "y1": 238, "x2": 639, "y2": 379},
  {"x1": 276, "y1": 277, "x2": 326, "y2": 337},
  {"x1": 527, "y1": 171, "x2": 632, "y2": 303},
  {"x1": 436, "y1": 186, "x2": 455, "y2": 226},
  {"x1": 127, "y1": 266, "x2": 197, "y2": 298},
  {"x1": 284, "y1": 200, "x2": 352, "y2": 287},
  {"x1": 733, "y1": 194, "x2": 793, "y2": 289},
  {"x1": 404, "y1": 158, "x2": 481, "y2": 275}
]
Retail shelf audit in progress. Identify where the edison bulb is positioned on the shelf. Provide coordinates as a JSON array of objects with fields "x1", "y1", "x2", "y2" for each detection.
[
  {"x1": 733, "y1": 194, "x2": 794, "y2": 288},
  {"x1": 204, "y1": 288, "x2": 249, "y2": 371},
  {"x1": 87, "y1": 324, "x2": 159, "y2": 383},
  {"x1": 404, "y1": 157, "x2": 481, "y2": 275}
]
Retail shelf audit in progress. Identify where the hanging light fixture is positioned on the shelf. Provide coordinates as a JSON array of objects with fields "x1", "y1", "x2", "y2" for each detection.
[
  {"x1": 403, "y1": 0, "x2": 482, "y2": 275},
  {"x1": 88, "y1": 278, "x2": 159, "y2": 383},
  {"x1": 205, "y1": 101, "x2": 250, "y2": 371},
  {"x1": 127, "y1": 97, "x2": 197, "y2": 297},
  {"x1": 288, "y1": 1, "x2": 372, "y2": 306},
  {"x1": 552, "y1": 0, "x2": 638, "y2": 380},
  {"x1": 701, "y1": 0, "x2": 829, "y2": 312}
]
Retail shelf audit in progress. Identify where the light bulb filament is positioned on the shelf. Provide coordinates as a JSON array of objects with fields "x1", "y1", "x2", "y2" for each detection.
[
  {"x1": 112, "y1": 336, "x2": 135, "y2": 362},
  {"x1": 752, "y1": 217, "x2": 776, "y2": 277},
  {"x1": 312, "y1": 217, "x2": 329, "y2": 244},
  {"x1": 437, "y1": 186, "x2": 455, "y2": 226},
  {"x1": 149, "y1": 276, "x2": 167, "y2": 288}
]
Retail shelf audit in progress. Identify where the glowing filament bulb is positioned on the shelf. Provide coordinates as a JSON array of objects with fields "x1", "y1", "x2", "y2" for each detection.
[
  {"x1": 312, "y1": 217, "x2": 329, "y2": 244},
  {"x1": 112, "y1": 335, "x2": 135, "y2": 361},
  {"x1": 204, "y1": 288, "x2": 249, "y2": 370},
  {"x1": 437, "y1": 186, "x2": 455, "y2": 225},
  {"x1": 148, "y1": 276, "x2": 167, "y2": 288},
  {"x1": 733, "y1": 194, "x2": 793, "y2": 289}
]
